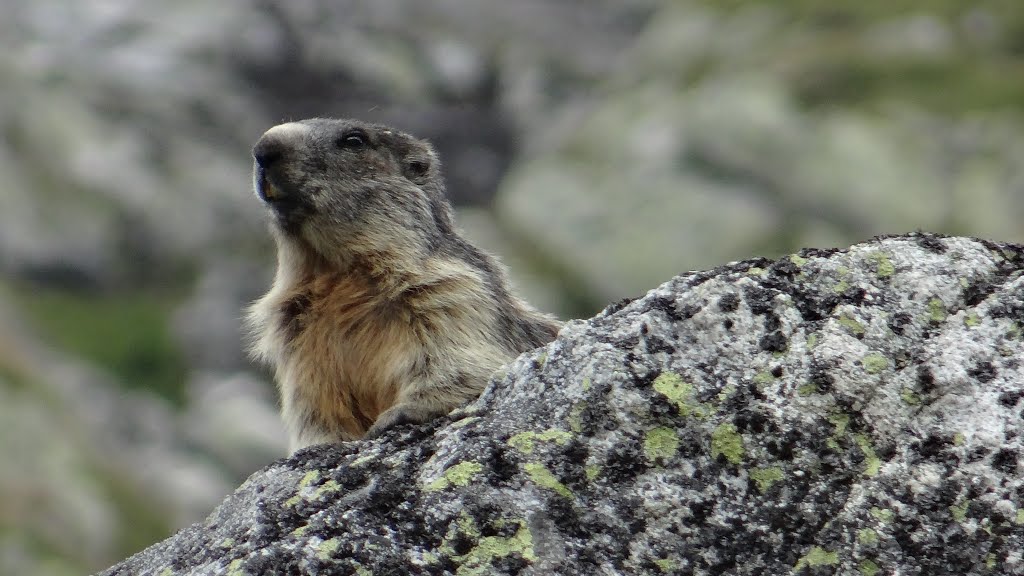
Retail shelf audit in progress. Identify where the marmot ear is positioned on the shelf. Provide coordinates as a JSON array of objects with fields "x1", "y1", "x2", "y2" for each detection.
[{"x1": 403, "y1": 145, "x2": 436, "y2": 184}]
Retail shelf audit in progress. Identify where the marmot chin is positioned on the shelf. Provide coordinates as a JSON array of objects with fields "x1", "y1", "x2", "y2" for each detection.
[{"x1": 245, "y1": 118, "x2": 561, "y2": 452}]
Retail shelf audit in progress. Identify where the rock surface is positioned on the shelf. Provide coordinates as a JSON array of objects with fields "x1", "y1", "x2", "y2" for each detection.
[{"x1": 100, "y1": 234, "x2": 1024, "y2": 575}]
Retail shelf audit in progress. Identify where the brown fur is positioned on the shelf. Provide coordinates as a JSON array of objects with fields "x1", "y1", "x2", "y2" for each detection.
[{"x1": 246, "y1": 119, "x2": 560, "y2": 451}]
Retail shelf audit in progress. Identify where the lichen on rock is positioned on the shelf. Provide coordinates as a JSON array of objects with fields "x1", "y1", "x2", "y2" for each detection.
[{"x1": 99, "y1": 233, "x2": 1024, "y2": 575}]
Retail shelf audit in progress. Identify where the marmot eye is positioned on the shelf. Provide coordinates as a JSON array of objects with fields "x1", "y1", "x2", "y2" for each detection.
[
  {"x1": 336, "y1": 130, "x2": 368, "y2": 149},
  {"x1": 407, "y1": 160, "x2": 429, "y2": 177}
]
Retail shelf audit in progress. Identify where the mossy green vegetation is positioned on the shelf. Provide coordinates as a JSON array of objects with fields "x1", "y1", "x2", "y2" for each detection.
[
  {"x1": 704, "y1": 1, "x2": 1024, "y2": 115},
  {"x1": 9, "y1": 284, "x2": 187, "y2": 405}
]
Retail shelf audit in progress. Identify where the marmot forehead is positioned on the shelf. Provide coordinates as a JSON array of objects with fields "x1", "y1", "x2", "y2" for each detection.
[
  {"x1": 261, "y1": 121, "x2": 311, "y2": 142},
  {"x1": 276, "y1": 118, "x2": 419, "y2": 149}
]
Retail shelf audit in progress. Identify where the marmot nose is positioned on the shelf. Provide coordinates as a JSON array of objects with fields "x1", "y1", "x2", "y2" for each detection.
[
  {"x1": 253, "y1": 122, "x2": 309, "y2": 168},
  {"x1": 253, "y1": 136, "x2": 285, "y2": 169}
]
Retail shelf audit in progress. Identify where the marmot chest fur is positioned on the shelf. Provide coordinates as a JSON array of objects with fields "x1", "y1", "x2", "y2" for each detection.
[{"x1": 245, "y1": 118, "x2": 560, "y2": 452}]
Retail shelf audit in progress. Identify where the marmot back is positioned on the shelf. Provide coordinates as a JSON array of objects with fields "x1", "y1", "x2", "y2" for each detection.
[{"x1": 245, "y1": 118, "x2": 561, "y2": 452}]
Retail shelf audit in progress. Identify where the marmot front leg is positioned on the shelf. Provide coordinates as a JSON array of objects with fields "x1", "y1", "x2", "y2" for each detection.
[
  {"x1": 364, "y1": 382, "x2": 476, "y2": 439},
  {"x1": 365, "y1": 402, "x2": 449, "y2": 439}
]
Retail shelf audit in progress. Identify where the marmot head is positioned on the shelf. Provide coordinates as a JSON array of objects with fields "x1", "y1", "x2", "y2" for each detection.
[{"x1": 252, "y1": 118, "x2": 455, "y2": 264}]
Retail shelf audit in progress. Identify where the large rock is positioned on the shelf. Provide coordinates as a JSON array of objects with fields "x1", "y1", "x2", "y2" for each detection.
[{"x1": 99, "y1": 233, "x2": 1024, "y2": 575}]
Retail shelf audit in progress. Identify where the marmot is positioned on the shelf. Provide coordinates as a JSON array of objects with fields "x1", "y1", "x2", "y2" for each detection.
[{"x1": 245, "y1": 118, "x2": 561, "y2": 452}]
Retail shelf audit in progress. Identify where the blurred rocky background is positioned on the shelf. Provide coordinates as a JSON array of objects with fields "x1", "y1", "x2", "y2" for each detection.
[{"x1": 3, "y1": 1, "x2": 1024, "y2": 573}]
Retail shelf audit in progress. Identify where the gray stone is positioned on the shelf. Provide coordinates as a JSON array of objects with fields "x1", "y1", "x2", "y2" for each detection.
[{"x1": 98, "y1": 233, "x2": 1024, "y2": 575}]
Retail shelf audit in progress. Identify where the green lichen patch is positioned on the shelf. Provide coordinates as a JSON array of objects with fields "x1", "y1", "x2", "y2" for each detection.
[
  {"x1": 568, "y1": 402, "x2": 586, "y2": 433},
  {"x1": 653, "y1": 372, "x2": 710, "y2": 418},
  {"x1": 838, "y1": 314, "x2": 866, "y2": 336},
  {"x1": 860, "y1": 559, "x2": 881, "y2": 576},
  {"x1": 753, "y1": 371, "x2": 776, "y2": 386},
  {"x1": 868, "y1": 506, "x2": 892, "y2": 524},
  {"x1": 861, "y1": 353, "x2": 888, "y2": 374},
  {"x1": 524, "y1": 463, "x2": 573, "y2": 498},
  {"x1": 900, "y1": 387, "x2": 921, "y2": 406},
  {"x1": 789, "y1": 254, "x2": 808, "y2": 267},
  {"x1": 298, "y1": 470, "x2": 321, "y2": 489},
  {"x1": 351, "y1": 454, "x2": 376, "y2": 466},
  {"x1": 653, "y1": 558, "x2": 677, "y2": 572},
  {"x1": 806, "y1": 332, "x2": 819, "y2": 349},
  {"x1": 927, "y1": 297, "x2": 947, "y2": 323},
  {"x1": 286, "y1": 471, "x2": 339, "y2": 505},
  {"x1": 1016, "y1": 509, "x2": 1024, "y2": 525},
  {"x1": 870, "y1": 507, "x2": 894, "y2": 523},
  {"x1": 426, "y1": 461, "x2": 484, "y2": 492},
  {"x1": 711, "y1": 423, "x2": 744, "y2": 465},
  {"x1": 951, "y1": 500, "x2": 970, "y2": 523},
  {"x1": 857, "y1": 528, "x2": 879, "y2": 545},
  {"x1": 749, "y1": 466, "x2": 785, "y2": 493},
  {"x1": 441, "y1": 515, "x2": 536, "y2": 576},
  {"x1": 226, "y1": 558, "x2": 244, "y2": 576},
  {"x1": 869, "y1": 252, "x2": 895, "y2": 279},
  {"x1": 953, "y1": 432, "x2": 966, "y2": 446},
  {"x1": 451, "y1": 416, "x2": 482, "y2": 429},
  {"x1": 582, "y1": 377, "x2": 592, "y2": 391},
  {"x1": 316, "y1": 480, "x2": 341, "y2": 497},
  {"x1": 644, "y1": 427, "x2": 680, "y2": 462},
  {"x1": 585, "y1": 465, "x2": 601, "y2": 481},
  {"x1": 1010, "y1": 323, "x2": 1023, "y2": 340},
  {"x1": 964, "y1": 312, "x2": 981, "y2": 327},
  {"x1": 508, "y1": 429, "x2": 572, "y2": 454},
  {"x1": 798, "y1": 383, "x2": 819, "y2": 396},
  {"x1": 794, "y1": 546, "x2": 839, "y2": 571},
  {"x1": 746, "y1": 266, "x2": 766, "y2": 276},
  {"x1": 829, "y1": 413, "x2": 850, "y2": 436},
  {"x1": 827, "y1": 412, "x2": 851, "y2": 450},
  {"x1": 854, "y1": 434, "x2": 881, "y2": 477},
  {"x1": 317, "y1": 537, "x2": 341, "y2": 561},
  {"x1": 832, "y1": 267, "x2": 852, "y2": 292},
  {"x1": 716, "y1": 384, "x2": 737, "y2": 404}
]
